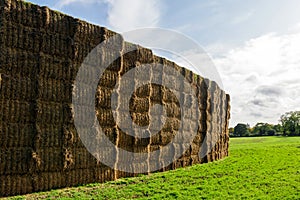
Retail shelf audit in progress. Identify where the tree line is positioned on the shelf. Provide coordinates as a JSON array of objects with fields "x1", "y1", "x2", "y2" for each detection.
[{"x1": 230, "y1": 111, "x2": 300, "y2": 137}]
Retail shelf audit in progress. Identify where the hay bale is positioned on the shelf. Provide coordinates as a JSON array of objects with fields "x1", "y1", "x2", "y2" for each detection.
[
  {"x1": 94, "y1": 167, "x2": 115, "y2": 183},
  {"x1": 0, "y1": 147, "x2": 31, "y2": 175},
  {"x1": 149, "y1": 131, "x2": 161, "y2": 145},
  {"x1": 62, "y1": 104, "x2": 74, "y2": 124},
  {"x1": 117, "y1": 129, "x2": 134, "y2": 150},
  {"x1": 134, "y1": 84, "x2": 151, "y2": 99},
  {"x1": 190, "y1": 142, "x2": 200, "y2": 156},
  {"x1": 0, "y1": 174, "x2": 33, "y2": 197},
  {"x1": 131, "y1": 112, "x2": 149, "y2": 127},
  {"x1": 35, "y1": 124, "x2": 63, "y2": 148},
  {"x1": 63, "y1": 124, "x2": 76, "y2": 147},
  {"x1": 162, "y1": 87, "x2": 179, "y2": 104},
  {"x1": 0, "y1": 99, "x2": 34, "y2": 123},
  {"x1": 159, "y1": 129, "x2": 176, "y2": 146},
  {"x1": 63, "y1": 148, "x2": 74, "y2": 170},
  {"x1": 129, "y1": 96, "x2": 150, "y2": 113},
  {"x1": 74, "y1": 147, "x2": 98, "y2": 169},
  {"x1": 0, "y1": 74, "x2": 36, "y2": 101},
  {"x1": 33, "y1": 148, "x2": 63, "y2": 172},
  {"x1": 0, "y1": 49, "x2": 39, "y2": 79},
  {"x1": 161, "y1": 118, "x2": 180, "y2": 132},
  {"x1": 39, "y1": 54, "x2": 70, "y2": 80},
  {"x1": 36, "y1": 100, "x2": 63, "y2": 124},
  {"x1": 96, "y1": 107, "x2": 116, "y2": 127},
  {"x1": 37, "y1": 77, "x2": 69, "y2": 102},
  {"x1": 65, "y1": 169, "x2": 95, "y2": 187},
  {"x1": 115, "y1": 170, "x2": 135, "y2": 180},
  {"x1": 164, "y1": 102, "x2": 181, "y2": 119},
  {"x1": 0, "y1": 122, "x2": 35, "y2": 148},
  {"x1": 150, "y1": 84, "x2": 163, "y2": 104},
  {"x1": 95, "y1": 87, "x2": 113, "y2": 109},
  {"x1": 32, "y1": 171, "x2": 66, "y2": 192},
  {"x1": 100, "y1": 126, "x2": 118, "y2": 145},
  {"x1": 98, "y1": 69, "x2": 119, "y2": 89}
]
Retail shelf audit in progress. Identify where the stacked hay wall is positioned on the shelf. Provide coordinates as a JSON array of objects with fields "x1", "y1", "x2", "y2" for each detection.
[{"x1": 0, "y1": 0, "x2": 230, "y2": 197}]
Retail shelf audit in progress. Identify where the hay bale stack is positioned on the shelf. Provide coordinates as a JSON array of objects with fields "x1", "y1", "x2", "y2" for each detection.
[{"x1": 0, "y1": 0, "x2": 230, "y2": 197}]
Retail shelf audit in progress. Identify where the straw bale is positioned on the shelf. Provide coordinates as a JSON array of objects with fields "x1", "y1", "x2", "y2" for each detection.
[
  {"x1": 121, "y1": 51, "x2": 138, "y2": 76},
  {"x1": 37, "y1": 77, "x2": 67, "y2": 102},
  {"x1": 162, "y1": 118, "x2": 180, "y2": 132},
  {"x1": 190, "y1": 142, "x2": 200, "y2": 156},
  {"x1": 96, "y1": 107, "x2": 116, "y2": 127},
  {"x1": 164, "y1": 102, "x2": 181, "y2": 119},
  {"x1": 115, "y1": 170, "x2": 135, "y2": 180},
  {"x1": 131, "y1": 112, "x2": 149, "y2": 127},
  {"x1": 132, "y1": 146, "x2": 149, "y2": 155},
  {"x1": 0, "y1": 74, "x2": 36, "y2": 101},
  {"x1": 98, "y1": 69, "x2": 119, "y2": 89},
  {"x1": 190, "y1": 155, "x2": 200, "y2": 165},
  {"x1": 159, "y1": 130, "x2": 175, "y2": 146},
  {"x1": 133, "y1": 83, "x2": 152, "y2": 99},
  {"x1": 149, "y1": 130, "x2": 161, "y2": 145},
  {"x1": 74, "y1": 147, "x2": 98, "y2": 169},
  {"x1": 115, "y1": 76, "x2": 136, "y2": 96},
  {"x1": 39, "y1": 54, "x2": 71, "y2": 80},
  {"x1": 117, "y1": 129, "x2": 134, "y2": 150},
  {"x1": 134, "y1": 135, "x2": 150, "y2": 147},
  {"x1": 63, "y1": 148, "x2": 74, "y2": 170},
  {"x1": 0, "y1": 99, "x2": 34, "y2": 123},
  {"x1": 0, "y1": 48, "x2": 39, "y2": 79},
  {"x1": 136, "y1": 46, "x2": 154, "y2": 64},
  {"x1": 0, "y1": 147, "x2": 31, "y2": 175},
  {"x1": 34, "y1": 123, "x2": 63, "y2": 148},
  {"x1": 62, "y1": 104, "x2": 74, "y2": 124},
  {"x1": 65, "y1": 169, "x2": 95, "y2": 187},
  {"x1": 0, "y1": 0, "x2": 231, "y2": 196},
  {"x1": 0, "y1": 174, "x2": 33, "y2": 197},
  {"x1": 162, "y1": 87, "x2": 179, "y2": 104},
  {"x1": 63, "y1": 124, "x2": 77, "y2": 147},
  {"x1": 101, "y1": 126, "x2": 118, "y2": 145},
  {"x1": 94, "y1": 167, "x2": 115, "y2": 183},
  {"x1": 31, "y1": 148, "x2": 62, "y2": 172},
  {"x1": 0, "y1": 122, "x2": 34, "y2": 148},
  {"x1": 95, "y1": 87, "x2": 113, "y2": 109},
  {"x1": 32, "y1": 171, "x2": 66, "y2": 192},
  {"x1": 36, "y1": 100, "x2": 63, "y2": 124},
  {"x1": 150, "y1": 83, "x2": 163, "y2": 104}
]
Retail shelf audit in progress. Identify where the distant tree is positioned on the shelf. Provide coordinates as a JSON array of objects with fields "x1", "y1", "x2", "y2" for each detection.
[
  {"x1": 280, "y1": 111, "x2": 300, "y2": 136},
  {"x1": 252, "y1": 123, "x2": 275, "y2": 136},
  {"x1": 233, "y1": 123, "x2": 250, "y2": 137},
  {"x1": 273, "y1": 124, "x2": 282, "y2": 134}
]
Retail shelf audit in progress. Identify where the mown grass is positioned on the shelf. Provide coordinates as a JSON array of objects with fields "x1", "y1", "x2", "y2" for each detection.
[{"x1": 6, "y1": 137, "x2": 300, "y2": 199}]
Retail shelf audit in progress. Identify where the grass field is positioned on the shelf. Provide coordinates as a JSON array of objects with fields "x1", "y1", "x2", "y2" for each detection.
[{"x1": 6, "y1": 137, "x2": 300, "y2": 199}]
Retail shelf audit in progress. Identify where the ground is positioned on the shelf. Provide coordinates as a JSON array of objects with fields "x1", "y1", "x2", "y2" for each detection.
[{"x1": 6, "y1": 136, "x2": 300, "y2": 199}]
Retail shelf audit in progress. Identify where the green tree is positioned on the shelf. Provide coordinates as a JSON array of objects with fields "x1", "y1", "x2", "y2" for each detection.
[
  {"x1": 280, "y1": 111, "x2": 300, "y2": 136},
  {"x1": 273, "y1": 124, "x2": 283, "y2": 135},
  {"x1": 233, "y1": 123, "x2": 250, "y2": 137},
  {"x1": 252, "y1": 123, "x2": 275, "y2": 136}
]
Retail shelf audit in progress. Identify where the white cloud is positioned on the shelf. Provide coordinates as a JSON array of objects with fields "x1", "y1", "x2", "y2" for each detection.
[
  {"x1": 105, "y1": 0, "x2": 160, "y2": 32},
  {"x1": 55, "y1": 0, "x2": 96, "y2": 8},
  {"x1": 213, "y1": 30, "x2": 300, "y2": 127},
  {"x1": 56, "y1": 0, "x2": 161, "y2": 32}
]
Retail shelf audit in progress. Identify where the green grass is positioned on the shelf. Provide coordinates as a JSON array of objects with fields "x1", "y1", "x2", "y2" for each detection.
[{"x1": 6, "y1": 137, "x2": 300, "y2": 199}]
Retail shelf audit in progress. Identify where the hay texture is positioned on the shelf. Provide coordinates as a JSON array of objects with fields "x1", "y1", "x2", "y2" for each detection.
[{"x1": 0, "y1": 0, "x2": 230, "y2": 197}]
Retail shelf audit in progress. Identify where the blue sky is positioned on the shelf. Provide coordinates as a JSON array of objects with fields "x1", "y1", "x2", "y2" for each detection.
[{"x1": 27, "y1": 0, "x2": 300, "y2": 127}]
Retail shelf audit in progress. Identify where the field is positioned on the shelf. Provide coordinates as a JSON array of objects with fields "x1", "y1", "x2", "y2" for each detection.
[{"x1": 6, "y1": 137, "x2": 300, "y2": 199}]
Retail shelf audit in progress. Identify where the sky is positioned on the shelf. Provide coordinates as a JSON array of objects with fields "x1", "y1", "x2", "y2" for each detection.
[{"x1": 27, "y1": 0, "x2": 300, "y2": 127}]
